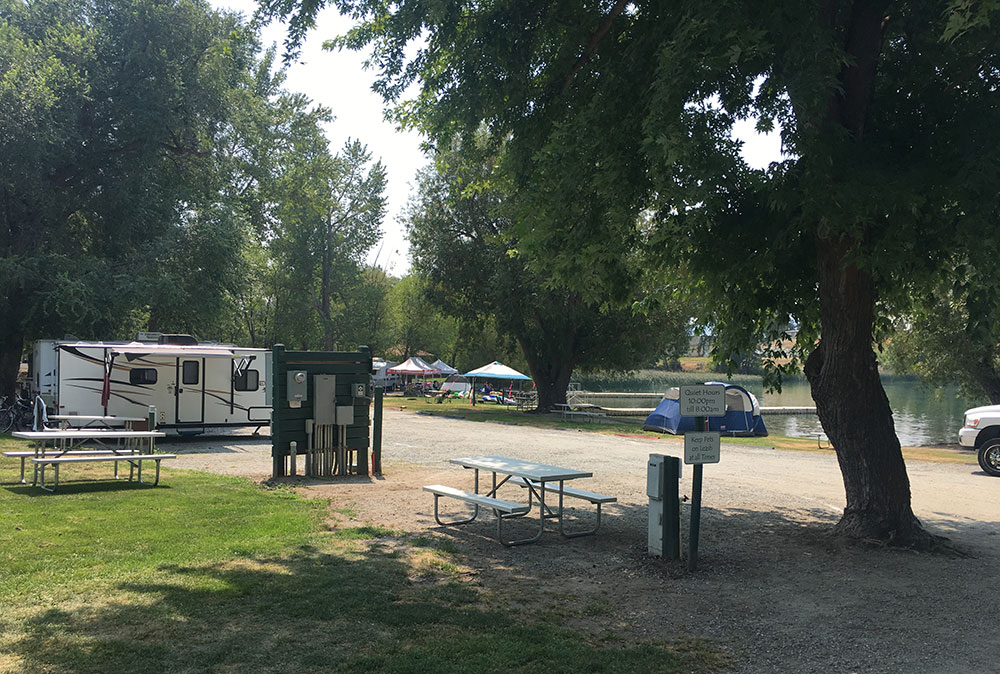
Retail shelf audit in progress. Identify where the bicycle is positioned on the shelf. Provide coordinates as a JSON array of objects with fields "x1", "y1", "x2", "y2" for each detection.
[
  {"x1": 0, "y1": 395, "x2": 34, "y2": 433},
  {"x1": 0, "y1": 396, "x2": 16, "y2": 433}
]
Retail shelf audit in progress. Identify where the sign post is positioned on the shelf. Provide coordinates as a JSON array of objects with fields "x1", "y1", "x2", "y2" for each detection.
[{"x1": 680, "y1": 384, "x2": 725, "y2": 571}]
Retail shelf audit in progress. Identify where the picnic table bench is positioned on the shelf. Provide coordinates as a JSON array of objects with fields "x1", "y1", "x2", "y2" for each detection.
[
  {"x1": 423, "y1": 485, "x2": 531, "y2": 541},
  {"x1": 32, "y1": 453, "x2": 176, "y2": 492},
  {"x1": 507, "y1": 477, "x2": 616, "y2": 537},
  {"x1": 3, "y1": 449, "x2": 129, "y2": 484}
]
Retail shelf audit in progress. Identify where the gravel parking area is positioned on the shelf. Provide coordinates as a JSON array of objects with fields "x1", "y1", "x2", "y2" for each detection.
[{"x1": 164, "y1": 408, "x2": 1000, "y2": 673}]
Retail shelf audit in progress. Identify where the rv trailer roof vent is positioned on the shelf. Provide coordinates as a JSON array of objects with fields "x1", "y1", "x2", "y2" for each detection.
[{"x1": 158, "y1": 334, "x2": 199, "y2": 346}]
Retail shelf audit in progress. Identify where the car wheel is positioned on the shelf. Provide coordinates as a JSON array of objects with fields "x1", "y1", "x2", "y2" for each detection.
[{"x1": 977, "y1": 439, "x2": 1000, "y2": 477}]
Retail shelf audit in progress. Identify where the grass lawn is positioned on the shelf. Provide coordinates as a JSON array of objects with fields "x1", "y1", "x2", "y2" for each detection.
[
  {"x1": 391, "y1": 396, "x2": 976, "y2": 465},
  {"x1": 0, "y1": 435, "x2": 727, "y2": 674}
]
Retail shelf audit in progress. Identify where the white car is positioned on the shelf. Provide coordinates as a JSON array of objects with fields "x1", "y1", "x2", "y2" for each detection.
[{"x1": 960, "y1": 405, "x2": 1000, "y2": 477}]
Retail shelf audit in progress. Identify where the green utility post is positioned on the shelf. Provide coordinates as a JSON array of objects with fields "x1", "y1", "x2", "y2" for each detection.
[
  {"x1": 647, "y1": 454, "x2": 683, "y2": 559},
  {"x1": 372, "y1": 386, "x2": 383, "y2": 475},
  {"x1": 664, "y1": 456, "x2": 682, "y2": 559},
  {"x1": 271, "y1": 344, "x2": 285, "y2": 478},
  {"x1": 688, "y1": 416, "x2": 706, "y2": 571}
]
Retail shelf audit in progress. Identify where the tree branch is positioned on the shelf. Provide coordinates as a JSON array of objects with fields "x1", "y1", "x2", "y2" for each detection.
[{"x1": 561, "y1": 0, "x2": 631, "y2": 94}]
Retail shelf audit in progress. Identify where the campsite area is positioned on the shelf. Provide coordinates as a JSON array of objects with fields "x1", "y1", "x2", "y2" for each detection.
[{"x1": 4, "y1": 408, "x2": 991, "y2": 673}]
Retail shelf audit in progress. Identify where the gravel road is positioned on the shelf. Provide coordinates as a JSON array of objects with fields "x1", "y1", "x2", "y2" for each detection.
[{"x1": 165, "y1": 408, "x2": 1000, "y2": 673}]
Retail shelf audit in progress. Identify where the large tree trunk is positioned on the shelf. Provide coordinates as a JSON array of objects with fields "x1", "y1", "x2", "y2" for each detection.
[
  {"x1": 517, "y1": 334, "x2": 575, "y2": 412},
  {"x1": 796, "y1": 1, "x2": 934, "y2": 548},
  {"x1": 804, "y1": 237, "x2": 932, "y2": 548}
]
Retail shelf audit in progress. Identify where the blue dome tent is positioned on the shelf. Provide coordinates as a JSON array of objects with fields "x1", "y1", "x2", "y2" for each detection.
[{"x1": 643, "y1": 383, "x2": 768, "y2": 437}]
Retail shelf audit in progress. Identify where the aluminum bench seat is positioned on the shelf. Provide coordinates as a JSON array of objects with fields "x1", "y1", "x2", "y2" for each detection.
[{"x1": 31, "y1": 454, "x2": 176, "y2": 491}]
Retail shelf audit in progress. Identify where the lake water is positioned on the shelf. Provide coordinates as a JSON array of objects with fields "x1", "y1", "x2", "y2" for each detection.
[
  {"x1": 575, "y1": 375, "x2": 984, "y2": 446},
  {"x1": 756, "y1": 379, "x2": 979, "y2": 446}
]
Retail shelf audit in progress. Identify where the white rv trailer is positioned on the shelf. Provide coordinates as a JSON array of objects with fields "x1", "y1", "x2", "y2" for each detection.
[
  {"x1": 372, "y1": 358, "x2": 400, "y2": 390},
  {"x1": 32, "y1": 338, "x2": 271, "y2": 434}
]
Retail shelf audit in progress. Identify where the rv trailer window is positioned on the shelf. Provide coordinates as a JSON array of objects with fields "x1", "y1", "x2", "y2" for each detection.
[
  {"x1": 182, "y1": 361, "x2": 199, "y2": 385},
  {"x1": 234, "y1": 369, "x2": 259, "y2": 391},
  {"x1": 130, "y1": 368, "x2": 157, "y2": 385}
]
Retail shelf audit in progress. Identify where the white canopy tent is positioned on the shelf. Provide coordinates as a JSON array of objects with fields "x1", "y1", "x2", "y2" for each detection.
[{"x1": 429, "y1": 359, "x2": 458, "y2": 375}]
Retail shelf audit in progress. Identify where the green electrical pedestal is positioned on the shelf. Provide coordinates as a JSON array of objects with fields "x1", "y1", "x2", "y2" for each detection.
[{"x1": 271, "y1": 345, "x2": 376, "y2": 479}]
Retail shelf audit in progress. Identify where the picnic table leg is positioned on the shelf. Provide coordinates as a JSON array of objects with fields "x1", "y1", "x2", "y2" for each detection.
[
  {"x1": 136, "y1": 459, "x2": 162, "y2": 486},
  {"x1": 499, "y1": 484, "x2": 545, "y2": 546},
  {"x1": 521, "y1": 480, "x2": 560, "y2": 520},
  {"x1": 486, "y1": 474, "x2": 529, "y2": 516},
  {"x1": 32, "y1": 440, "x2": 44, "y2": 486},
  {"x1": 19, "y1": 456, "x2": 26, "y2": 484},
  {"x1": 37, "y1": 462, "x2": 55, "y2": 493},
  {"x1": 431, "y1": 468, "x2": 483, "y2": 525},
  {"x1": 556, "y1": 478, "x2": 604, "y2": 538},
  {"x1": 431, "y1": 493, "x2": 480, "y2": 525}
]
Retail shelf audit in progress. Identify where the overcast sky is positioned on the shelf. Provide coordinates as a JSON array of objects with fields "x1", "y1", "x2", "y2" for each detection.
[{"x1": 211, "y1": 1, "x2": 782, "y2": 277}]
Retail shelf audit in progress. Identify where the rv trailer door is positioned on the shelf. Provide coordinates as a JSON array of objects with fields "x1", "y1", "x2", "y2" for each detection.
[{"x1": 176, "y1": 359, "x2": 204, "y2": 423}]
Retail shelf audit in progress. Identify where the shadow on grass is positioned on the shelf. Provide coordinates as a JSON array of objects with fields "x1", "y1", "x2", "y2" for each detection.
[
  {"x1": 8, "y1": 539, "x2": 727, "y2": 674},
  {"x1": 3, "y1": 479, "x2": 171, "y2": 497}
]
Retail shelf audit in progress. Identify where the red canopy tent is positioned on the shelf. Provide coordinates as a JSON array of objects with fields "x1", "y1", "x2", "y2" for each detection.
[{"x1": 387, "y1": 357, "x2": 440, "y2": 391}]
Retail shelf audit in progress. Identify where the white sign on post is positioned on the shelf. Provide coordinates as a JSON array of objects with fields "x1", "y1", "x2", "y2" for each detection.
[
  {"x1": 679, "y1": 384, "x2": 726, "y2": 418},
  {"x1": 684, "y1": 431, "x2": 721, "y2": 465}
]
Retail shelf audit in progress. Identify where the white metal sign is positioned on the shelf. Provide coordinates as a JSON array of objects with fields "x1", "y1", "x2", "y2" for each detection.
[
  {"x1": 684, "y1": 432, "x2": 721, "y2": 465},
  {"x1": 679, "y1": 384, "x2": 726, "y2": 417}
]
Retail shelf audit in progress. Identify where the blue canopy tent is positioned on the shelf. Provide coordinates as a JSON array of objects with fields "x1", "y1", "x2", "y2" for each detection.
[
  {"x1": 462, "y1": 361, "x2": 532, "y2": 406},
  {"x1": 643, "y1": 382, "x2": 768, "y2": 436}
]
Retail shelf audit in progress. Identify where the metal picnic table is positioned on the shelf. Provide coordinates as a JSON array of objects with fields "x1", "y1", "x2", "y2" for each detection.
[
  {"x1": 424, "y1": 455, "x2": 615, "y2": 545},
  {"x1": 8, "y1": 429, "x2": 169, "y2": 490}
]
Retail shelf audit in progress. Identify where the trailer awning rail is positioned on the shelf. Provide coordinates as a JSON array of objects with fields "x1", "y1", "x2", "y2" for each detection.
[{"x1": 110, "y1": 346, "x2": 237, "y2": 358}]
